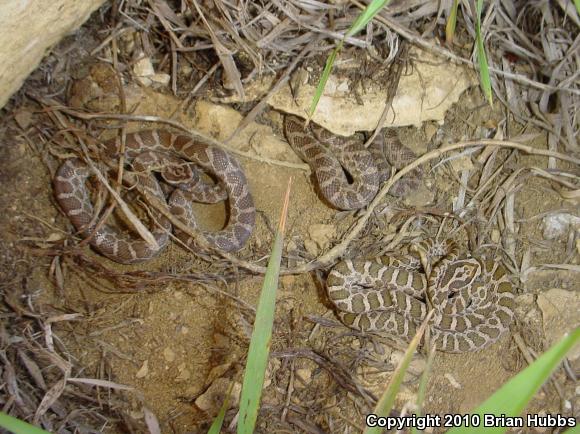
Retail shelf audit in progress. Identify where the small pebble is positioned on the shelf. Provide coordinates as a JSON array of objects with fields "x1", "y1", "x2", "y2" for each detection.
[
  {"x1": 136, "y1": 360, "x2": 149, "y2": 379},
  {"x1": 195, "y1": 378, "x2": 241, "y2": 413},
  {"x1": 163, "y1": 347, "x2": 175, "y2": 363},
  {"x1": 444, "y1": 373, "x2": 462, "y2": 389},
  {"x1": 308, "y1": 224, "x2": 336, "y2": 250},
  {"x1": 295, "y1": 368, "x2": 312, "y2": 387},
  {"x1": 304, "y1": 239, "x2": 318, "y2": 256}
]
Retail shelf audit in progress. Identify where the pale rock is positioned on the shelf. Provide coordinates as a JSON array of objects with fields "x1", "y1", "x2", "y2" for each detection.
[
  {"x1": 195, "y1": 378, "x2": 241, "y2": 413},
  {"x1": 136, "y1": 360, "x2": 149, "y2": 379},
  {"x1": 537, "y1": 288, "x2": 580, "y2": 361},
  {"x1": 136, "y1": 76, "x2": 152, "y2": 87},
  {"x1": 448, "y1": 152, "x2": 475, "y2": 173},
  {"x1": 176, "y1": 363, "x2": 191, "y2": 382},
  {"x1": 304, "y1": 239, "x2": 319, "y2": 257},
  {"x1": 180, "y1": 64, "x2": 193, "y2": 76},
  {"x1": 408, "y1": 357, "x2": 427, "y2": 376},
  {"x1": 16, "y1": 142, "x2": 28, "y2": 156},
  {"x1": 14, "y1": 110, "x2": 33, "y2": 129},
  {"x1": 129, "y1": 410, "x2": 144, "y2": 420},
  {"x1": 444, "y1": 373, "x2": 462, "y2": 389},
  {"x1": 133, "y1": 54, "x2": 157, "y2": 87},
  {"x1": 206, "y1": 362, "x2": 232, "y2": 386},
  {"x1": 133, "y1": 54, "x2": 155, "y2": 78},
  {"x1": 250, "y1": 129, "x2": 297, "y2": 161},
  {"x1": 308, "y1": 224, "x2": 336, "y2": 250},
  {"x1": 163, "y1": 347, "x2": 176, "y2": 363},
  {"x1": 185, "y1": 386, "x2": 198, "y2": 396},
  {"x1": 46, "y1": 232, "x2": 65, "y2": 242},
  {"x1": 269, "y1": 46, "x2": 475, "y2": 135},
  {"x1": 402, "y1": 183, "x2": 435, "y2": 208},
  {"x1": 0, "y1": 0, "x2": 107, "y2": 108},
  {"x1": 389, "y1": 350, "x2": 405, "y2": 366},
  {"x1": 513, "y1": 294, "x2": 540, "y2": 326},
  {"x1": 542, "y1": 213, "x2": 580, "y2": 240},
  {"x1": 150, "y1": 73, "x2": 171, "y2": 86},
  {"x1": 193, "y1": 101, "x2": 303, "y2": 166},
  {"x1": 213, "y1": 74, "x2": 275, "y2": 105},
  {"x1": 424, "y1": 123, "x2": 438, "y2": 143},
  {"x1": 295, "y1": 368, "x2": 312, "y2": 387},
  {"x1": 286, "y1": 239, "x2": 298, "y2": 252}
]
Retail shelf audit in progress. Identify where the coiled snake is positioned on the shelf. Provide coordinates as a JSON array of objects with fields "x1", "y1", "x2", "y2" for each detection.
[
  {"x1": 54, "y1": 130, "x2": 255, "y2": 264},
  {"x1": 54, "y1": 117, "x2": 515, "y2": 351},
  {"x1": 283, "y1": 114, "x2": 421, "y2": 208},
  {"x1": 284, "y1": 115, "x2": 514, "y2": 352},
  {"x1": 55, "y1": 115, "x2": 416, "y2": 263},
  {"x1": 326, "y1": 239, "x2": 515, "y2": 352}
]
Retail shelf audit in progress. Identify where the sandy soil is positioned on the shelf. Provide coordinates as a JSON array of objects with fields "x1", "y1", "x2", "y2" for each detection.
[{"x1": 0, "y1": 63, "x2": 578, "y2": 433}]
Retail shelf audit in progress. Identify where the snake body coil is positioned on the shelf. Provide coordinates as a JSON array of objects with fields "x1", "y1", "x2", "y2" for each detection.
[{"x1": 54, "y1": 130, "x2": 256, "y2": 264}]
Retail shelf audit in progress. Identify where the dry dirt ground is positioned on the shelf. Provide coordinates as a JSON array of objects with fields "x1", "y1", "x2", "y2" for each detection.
[{"x1": 0, "y1": 50, "x2": 578, "y2": 434}]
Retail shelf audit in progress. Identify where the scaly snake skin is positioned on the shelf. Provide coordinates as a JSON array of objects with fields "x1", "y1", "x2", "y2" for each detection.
[
  {"x1": 54, "y1": 121, "x2": 515, "y2": 351},
  {"x1": 55, "y1": 116, "x2": 417, "y2": 263},
  {"x1": 327, "y1": 240, "x2": 515, "y2": 352},
  {"x1": 284, "y1": 115, "x2": 514, "y2": 351},
  {"x1": 283, "y1": 114, "x2": 421, "y2": 209},
  {"x1": 54, "y1": 130, "x2": 255, "y2": 264}
]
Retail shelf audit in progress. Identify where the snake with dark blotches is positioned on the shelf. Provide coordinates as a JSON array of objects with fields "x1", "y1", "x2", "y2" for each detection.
[
  {"x1": 54, "y1": 120, "x2": 515, "y2": 352},
  {"x1": 283, "y1": 114, "x2": 421, "y2": 209},
  {"x1": 54, "y1": 130, "x2": 255, "y2": 264},
  {"x1": 326, "y1": 239, "x2": 515, "y2": 352},
  {"x1": 283, "y1": 115, "x2": 514, "y2": 352}
]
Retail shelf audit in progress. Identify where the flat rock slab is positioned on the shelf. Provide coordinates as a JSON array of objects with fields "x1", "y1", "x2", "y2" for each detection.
[
  {"x1": 0, "y1": 0, "x2": 106, "y2": 108},
  {"x1": 269, "y1": 47, "x2": 476, "y2": 135}
]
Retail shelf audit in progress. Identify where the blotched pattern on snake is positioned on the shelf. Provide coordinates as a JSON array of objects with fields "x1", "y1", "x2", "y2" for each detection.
[
  {"x1": 284, "y1": 114, "x2": 421, "y2": 210},
  {"x1": 54, "y1": 130, "x2": 256, "y2": 264},
  {"x1": 326, "y1": 239, "x2": 515, "y2": 352}
]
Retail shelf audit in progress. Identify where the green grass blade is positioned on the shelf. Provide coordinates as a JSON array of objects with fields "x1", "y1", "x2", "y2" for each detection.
[
  {"x1": 309, "y1": 0, "x2": 391, "y2": 117},
  {"x1": 475, "y1": 0, "x2": 493, "y2": 106},
  {"x1": 346, "y1": 0, "x2": 392, "y2": 38},
  {"x1": 364, "y1": 310, "x2": 434, "y2": 434},
  {"x1": 0, "y1": 412, "x2": 51, "y2": 434},
  {"x1": 411, "y1": 347, "x2": 436, "y2": 434},
  {"x1": 445, "y1": 0, "x2": 459, "y2": 44},
  {"x1": 207, "y1": 382, "x2": 234, "y2": 434},
  {"x1": 237, "y1": 179, "x2": 292, "y2": 434},
  {"x1": 575, "y1": 0, "x2": 580, "y2": 15},
  {"x1": 565, "y1": 424, "x2": 580, "y2": 434},
  {"x1": 308, "y1": 44, "x2": 341, "y2": 118},
  {"x1": 447, "y1": 327, "x2": 580, "y2": 434}
]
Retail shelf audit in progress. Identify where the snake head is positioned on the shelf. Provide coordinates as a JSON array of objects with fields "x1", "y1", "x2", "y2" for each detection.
[{"x1": 440, "y1": 258, "x2": 482, "y2": 292}]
